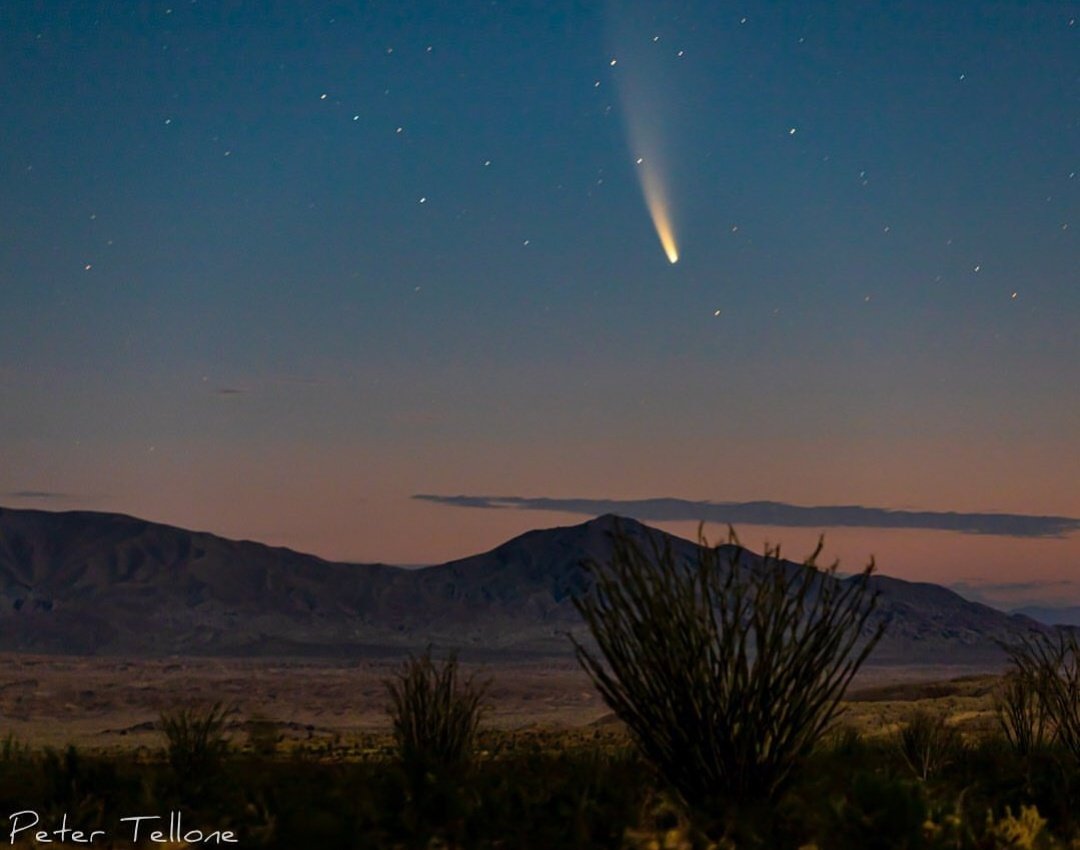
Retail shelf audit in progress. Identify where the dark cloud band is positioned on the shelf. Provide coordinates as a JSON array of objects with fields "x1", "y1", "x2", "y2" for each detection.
[{"x1": 412, "y1": 494, "x2": 1080, "y2": 538}]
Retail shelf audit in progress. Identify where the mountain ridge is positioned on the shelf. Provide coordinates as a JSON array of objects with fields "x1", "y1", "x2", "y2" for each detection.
[{"x1": 0, "y1": 505, "x2": 1042, "y2": 664}]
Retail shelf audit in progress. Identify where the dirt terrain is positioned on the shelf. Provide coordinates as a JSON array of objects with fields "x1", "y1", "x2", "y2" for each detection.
[{"x1": 0, "y1": 653, "x2": 1006, "y2": 752}]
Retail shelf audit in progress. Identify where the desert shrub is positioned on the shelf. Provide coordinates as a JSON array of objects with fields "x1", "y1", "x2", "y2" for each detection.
[
  {"x1": 572, "y1": 523, "x2": 884, "y2": 837},
  {"x1": 41, "y1": 746, "x2": 107, "y2": 825},
  {"x1": 0, "y1": 732, "x2": 29, "y2": 767},
  {"x1": 470, "y1": 748, "x2": 647, "y2": 850},
  {"x1": 826, "y1": 725, "x2": 866, "y2": 759},
  {"x1": 984, "y1": 804, "x2": 1052, "y2": 850},
  {"x1": 159, "y1": 701, "x2": 232, "y2": 791},
  {"x1": 245, "y1": 713, "x2": 280, "y2": 758},
  {"x1": 996, "y1": 670, "x2": 1051, "y2": 757},
  {"x1": 385, "y1": 649, "x2": 489, "y2": 782},
  {"x1": 820, "y1": 770, "x2": 928, "y2": 850},
  {"x1": 897, "y1": 709, "x2": 963, "y2": 781},
  {"x1": 383, "y1": 650, "x2": 491, "y2": 848},
  {"x1": 1001, "y1": 631, "x2": 1080, "y2": 761}
]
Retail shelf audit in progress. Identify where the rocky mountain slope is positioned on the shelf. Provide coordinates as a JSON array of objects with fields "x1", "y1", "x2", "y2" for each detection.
[{"x1": 0, "y1": 506, "x2": 1043, "y2": 664}]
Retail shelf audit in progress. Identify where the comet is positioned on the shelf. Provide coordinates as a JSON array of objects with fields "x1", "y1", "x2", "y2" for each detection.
[
  {"x1": 637, "y1": 161, "x2": 679, "y2": 263},
  {"x1": 608, "y1": 5, "x2": 682, "y2": 264}
]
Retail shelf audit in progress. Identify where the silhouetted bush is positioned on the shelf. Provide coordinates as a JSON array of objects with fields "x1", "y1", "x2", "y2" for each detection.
[
  {"x1": 40, "y1": 745, "x2": 119, "y2": 832},
  {"x1": 0, "y1": 725, "x2": 1077, "y2": 848},
  {"x1": 385, "y1": 649, "x2": 488, "y2": 781},
  {"x1": 384, "y1": 648, "x2": 490, "y2": 846},
  {"x1": 1005, "y1": 631, "x2": 1080, "y2": 760},
  {"x1": 572, "y1": 523, "x2": 884, "y2": 836},
  {"x1": 996, "y1": 669, "x2": 1051, "y2": 757},
  {"x1": 0, "y1": 732, "x2": 28, "y2": 763},
  {"x1": 159, "y1": 701, "x2": 232, "y2": 796},
  {"x1": 896, "y1": 708, "x2": 963, "y2": 781}
]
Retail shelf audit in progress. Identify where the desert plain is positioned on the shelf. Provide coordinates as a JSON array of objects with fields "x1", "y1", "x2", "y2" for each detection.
[{"x1": 0, "y1": 653, "x2": 1007, "y2": 753}]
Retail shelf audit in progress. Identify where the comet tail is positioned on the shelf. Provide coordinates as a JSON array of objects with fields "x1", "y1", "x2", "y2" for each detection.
[{"x1": 639, "y1": 165, "x2": 678, "y2": 263}]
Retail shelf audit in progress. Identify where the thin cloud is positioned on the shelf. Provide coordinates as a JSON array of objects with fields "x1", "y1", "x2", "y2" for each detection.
[
  {"x1": 7, "y1": 490, "x2": 72, "y2": 501},
  {"x1": 215, "y1": 387, "x2": 246, "y2": 396},
  {"x1": 412, "y1": 494, "x2": 1080, "y2": 538},
  {"x1": 949, "y1": 579, "x2": 1080, "y2": 611},
  {"x1": 951, "y1": 579, "x2": 1079, "y2": 596}
]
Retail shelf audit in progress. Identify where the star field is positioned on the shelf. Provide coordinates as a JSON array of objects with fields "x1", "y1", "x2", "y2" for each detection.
[{"x1": 0, "y1": 1, "x2": 1076, "y2": 599}]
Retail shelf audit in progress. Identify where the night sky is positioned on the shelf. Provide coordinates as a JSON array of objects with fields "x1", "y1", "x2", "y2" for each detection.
[{"x1": 2, "y1": 2, "x2": 1076, "y2": 607}]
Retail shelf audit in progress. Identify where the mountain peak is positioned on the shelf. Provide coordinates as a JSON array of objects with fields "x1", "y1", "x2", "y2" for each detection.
[
  {"x1": 581, "y1": 513, "x2": 646, "y2": 531},
  {"x1": 0, "y1": 504, "x2": 1045, "y2": 664}
]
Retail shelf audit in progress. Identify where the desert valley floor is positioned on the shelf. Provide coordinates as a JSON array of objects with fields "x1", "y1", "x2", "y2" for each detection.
[{"x1": 0, "y1": 653, "x2": 1009, "y2": 752}]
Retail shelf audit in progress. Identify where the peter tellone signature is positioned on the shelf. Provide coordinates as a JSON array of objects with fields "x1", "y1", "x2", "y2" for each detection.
[{"x1": 6, "y1": 810, "x2": 238, "y2": 845}]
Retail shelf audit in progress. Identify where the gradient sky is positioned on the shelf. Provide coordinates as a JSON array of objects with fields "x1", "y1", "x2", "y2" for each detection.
[{"x1": 2, "y1": 2, "x2": 1076, "y2": 606}]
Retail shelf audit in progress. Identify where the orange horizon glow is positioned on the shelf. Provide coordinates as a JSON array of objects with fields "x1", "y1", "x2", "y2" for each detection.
[{"x1": 6, "y1": 431, "x2": 1078, "y2": 607}]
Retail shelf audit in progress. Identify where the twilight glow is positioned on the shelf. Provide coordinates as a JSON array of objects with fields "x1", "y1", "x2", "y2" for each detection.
[{"x1": 1, "y1": 0, "x2": 1076, "y2": 609}]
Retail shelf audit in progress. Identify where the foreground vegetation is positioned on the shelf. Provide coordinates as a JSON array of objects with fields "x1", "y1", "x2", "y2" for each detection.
[
  {"x1": 6, "y1": 715, "x2": 1080, "y2": 848},
  {"x1": 573, "y1": 524, "x2": 883, "y2": 835}
]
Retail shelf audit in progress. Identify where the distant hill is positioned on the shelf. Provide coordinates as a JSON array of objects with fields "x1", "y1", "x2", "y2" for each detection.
[{"x1": 0, "y1": 506, "x2": 1044, "y2": 664}]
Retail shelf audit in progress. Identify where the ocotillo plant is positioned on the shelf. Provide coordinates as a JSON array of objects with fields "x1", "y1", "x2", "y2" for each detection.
[
  {"x1": 996, "y1": 668, "x2": 1052, "y2": 756},
  {"x1": 572, "y1": 522, "x2": 884, "y2": 827},
  {"x1": 1004, "y1": 630, "x2": 1080, "y2": 758}
]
